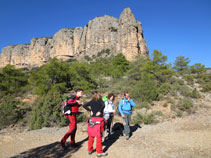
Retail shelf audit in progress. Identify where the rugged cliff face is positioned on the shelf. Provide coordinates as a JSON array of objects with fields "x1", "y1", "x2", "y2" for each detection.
[{"x1": 0, "y1": 8, "x2": 148, "y2": 68}]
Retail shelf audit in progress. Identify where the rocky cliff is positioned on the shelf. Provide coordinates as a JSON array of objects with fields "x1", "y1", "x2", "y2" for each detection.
[{"x1": 0, "y1": 8, "x2": 148, "y2": 68}]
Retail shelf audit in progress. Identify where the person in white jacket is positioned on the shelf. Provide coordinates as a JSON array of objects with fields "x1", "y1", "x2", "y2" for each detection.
[{"x1": 103, "y1": 93, "x2": 115, "y2": 139}]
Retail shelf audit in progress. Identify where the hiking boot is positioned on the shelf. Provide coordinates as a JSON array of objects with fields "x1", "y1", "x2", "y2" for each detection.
[
  {"x1": 88, "y1": 151, "x2": 93, "y2": 155},
  {"x1": 97, "y1": 152, "x2": 108, "y2": 157},
  {"x1": 126, "y1": 135, "x2": 130, "y2": 140},
  {"x1": 60, "y1": 141, "x2": 66, "y2": 149}
]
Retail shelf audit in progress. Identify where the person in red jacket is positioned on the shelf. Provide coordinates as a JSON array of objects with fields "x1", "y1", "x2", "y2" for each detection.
[
  {"x1": 60, "y1": 89, "x2": 83, "y2": 149},
  {"x1": 83, "y1": 92, "x2": 108, "y2": 157}
]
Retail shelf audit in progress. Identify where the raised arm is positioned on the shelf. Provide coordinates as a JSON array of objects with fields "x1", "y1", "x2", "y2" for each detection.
[{"x1": 129, "y1": 99, "x2": 136, "y2": 107}]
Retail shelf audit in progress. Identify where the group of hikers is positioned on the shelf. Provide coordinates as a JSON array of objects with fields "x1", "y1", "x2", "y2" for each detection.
[{"x1": 60, "y1": 89, "x2": 136, "y2": 157}]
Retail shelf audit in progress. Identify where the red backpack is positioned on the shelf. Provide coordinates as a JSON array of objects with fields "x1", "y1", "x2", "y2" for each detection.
[{"x1": 87, "y1": 117, "x2": 104, "y2": 137}]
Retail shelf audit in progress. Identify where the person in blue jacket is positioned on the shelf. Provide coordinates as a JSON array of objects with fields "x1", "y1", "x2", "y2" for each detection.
[{"x1": 118, "y1": 92, "x2": 136, "y2": 140}]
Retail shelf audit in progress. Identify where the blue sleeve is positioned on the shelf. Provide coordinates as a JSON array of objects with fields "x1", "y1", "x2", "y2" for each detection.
[
  {"x1": 129, "y1": 99, "x2": 136, "y2": 107},
  {"x1": 118, "y1": 99, "x2": 123, "y2": 115}
]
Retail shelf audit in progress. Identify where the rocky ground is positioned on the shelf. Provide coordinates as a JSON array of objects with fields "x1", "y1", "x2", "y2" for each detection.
[{"x1": 0, "y1": 92, "x2": 211, "y2": 158}]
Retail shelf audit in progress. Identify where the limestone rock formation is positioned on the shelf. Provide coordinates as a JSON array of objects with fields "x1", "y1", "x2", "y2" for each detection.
[{"x1": 0, "y1": 8, "x2": 148, "y2": 68}]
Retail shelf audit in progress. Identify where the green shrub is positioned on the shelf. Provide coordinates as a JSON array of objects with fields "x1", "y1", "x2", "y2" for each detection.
[
  {"x1": 84, "y1": 55, "x2": 92, "y2": 61},
  {"x1": 131, "y1": 113, "x2": 155, "y2": 125},
  {"x1": 163, "y1": 103, "x2": 168, "y2": 107},
  {"x1": 173, "y1": 56, "x2": 190, "y2": 72},
  {"x1": 166, "y1": 97, "x2": 176, "y2": 105},
  {"x1": 180, "y1": 86, "x2": 192, "y2": 97},
  {"x1": 143, "y1": 102, "x2": 151, "y2": 109},
  {"x1": 0, "y1": 96, "x2": 22, "y2": 129},
  {"x1": 29, "y1": 58, "x2": 97, "y2": 95},
  {"x1": 110, "y1": 54, "x2": 130, "y2": 78},
  {"x1": 134, "y1": 102, "x2": 151, "y2": 110},
  {"x1": 184, "y1": 74, "x2": 194, "y2": 85},
  {"x1": 177, "y1": 79, "x2": 185, "y2": 85},
  {"x1": 30, "y1": 91, "x2": 66, "y2": 130},
  {"x1": 171, "y1": 104, "x2": 176, "y2": 111},
  {"x1": 132, "y1": 75, "x2": 159, "y2": 102},
  {"x1": 77, "y1": 113, "x2": 88, "y2": 123},
  {"x1": 176, "y1": 111, "x2": 183, "y2": 117},
  {"x1": 196, "y1": 74, "x2": 211, "y2": 84},
  {"x1": 0, "y1": 65, "x2": 28, "y2": 96},
  {"x1": 190, "y1": 63, "x2": 206, "y2": 74},
  {"x1": 190, "y1": 88, "x2": 201, "y2": 98},
  {"x1": 159, "y1": 83, "x2": 170, "y2": 95},
  {"x1": 97, "y1": 49, "x2": 111, "y2": 57},
  {"x1": 177, "y1": 99, "x2": 193, "y2": 113},
  {"x1": 170, "y1": 81, "x2": 192, "y2": 97},
  {"x1": 152, "y1": 111, "x2": 163, "y2": 116},
  {"x1": 201, "y1": 85, "x2": 211, "y2": 92},
  {"x1": 107, "y1": 77, "x2": 132, "y2": 95}
]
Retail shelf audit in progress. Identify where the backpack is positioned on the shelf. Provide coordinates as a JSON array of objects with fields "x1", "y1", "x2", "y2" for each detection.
[
  {"x1": 117, "y1": 98, "x2": 134, "y2": 116},
  {"x1": 61, "y1": 98, "x2": 72, "y2": 115},
  {"x1": 87, "y1": 117, "x2": 104, "y2": 137},
  {"x1": 102, "y1": 96, "x2": 108, "y2": 102}
]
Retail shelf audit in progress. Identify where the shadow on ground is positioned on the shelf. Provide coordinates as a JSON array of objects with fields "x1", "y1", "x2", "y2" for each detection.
[
  {"x1": 103, "y1": 122, "x2": 141, "y2": 152},
  {"x1": 11, "y1": 137, "x2": 88, "y2": 158}
]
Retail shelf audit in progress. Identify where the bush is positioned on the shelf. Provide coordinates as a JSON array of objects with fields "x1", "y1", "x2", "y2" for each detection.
[
  {"x1": 163, "y1": 103, "x2": 168, "y2": 107},
  {"x1": 177, "y1": 99, "x2": 193, "y2": 113},
  {"x1": 190, "y1": 63, "x2": 206, "y2": 74},
  {"x1": 176, "y1": 111, "x2": 183, "y2": 117},
  {"x1": 30, "y1": 91, "x2": 66, "y2": 130},
  {"x1": 107, "y1": 77, "x2": 132, "y2": 95},
  {"x1": 201, "y1": 85, "x2": 211, "y2": 92},
  {"x1": 196, "y1": 74, "x2": 211, "y2": 84},
  {"x1": 84, "y1": 55, "x2": 92, "y2": 61},
  {"x1": 167, "y1": 97, "x2": 176, "y2": 105},
  {"x1": 171, "y1": 104, "x2": 176, "y2": 111},
  {"x1": 29, "y1": 58, "x2": 97, "y2": 95},
  {"x1": 170, "y1": 81, "x2": 192, "y2": 97},
  {"x1": 0, "y1": 96, "x2": 22, "y2": 129},
  {"x1": 159, "y1": 83, "x2": 170, "y2": 95},
  {"x1": 173, "y1": 56, "x2": 190, "y2": 72},
  {"x1": 152, "y1": 111, "x2": 163, "y2": 116},
  {"x1": 0, "y1": 65, "x2": 28, "y2": 96},
  {"x1": 190, "y1": 88, "x2": 201, "y2": 98},
  {"x1": 77, "y1": 112, "x2": 88, "y2": 123},
  {"x1": 29, "y1": 58, "x2": 72, "y2": 95},
  {"x1": 110, "y1": 54, "x2": 130, "y2": 78},
  {"x1": 135, "y1": 102, "x2": 150, "y2": 110},
  {"x1": 132, "y1": 75, "x2": 159, "y2": 102},
  {"x1": 131, "y1": 113, "x2": 155, "y2": 125},
  {"x1": 184, "y1": 74, "x2": 194, "y2": 85},
  {"x1": 97, "y1": 49, "x2": 111, "y2": 57}
]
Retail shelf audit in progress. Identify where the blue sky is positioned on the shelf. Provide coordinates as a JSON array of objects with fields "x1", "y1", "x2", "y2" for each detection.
[{"x1": 0, "y1": 0, "x2": 211, "y2": 67}]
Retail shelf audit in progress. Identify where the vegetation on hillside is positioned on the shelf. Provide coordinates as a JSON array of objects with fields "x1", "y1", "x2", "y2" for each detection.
[{"x1": 0, "y1": 49, "x2": 210, "y2": 129}]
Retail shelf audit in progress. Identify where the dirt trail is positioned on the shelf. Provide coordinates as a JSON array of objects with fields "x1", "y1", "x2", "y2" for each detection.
[{"x1": 0, "y1": 93, "x2": 211, "y2": 158}]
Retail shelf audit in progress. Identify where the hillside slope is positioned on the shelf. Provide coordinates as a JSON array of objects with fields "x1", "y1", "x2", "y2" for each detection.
[{"x1": 0, "y1": 92, "x2": 210, "y2": 158}]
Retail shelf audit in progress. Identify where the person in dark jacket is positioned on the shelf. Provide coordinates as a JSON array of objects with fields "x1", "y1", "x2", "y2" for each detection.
[
  {"x1": 83, "y1": 92, "x2": 108, "y2": 157},
  {"x1": 60, "y1": 89, "x2": 83, "y2": 149}
]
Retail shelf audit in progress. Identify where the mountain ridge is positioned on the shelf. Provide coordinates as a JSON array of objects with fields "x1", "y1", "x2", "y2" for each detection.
[{"x1": 0, "y1": 8, "x2": 148, "y2": 68}]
